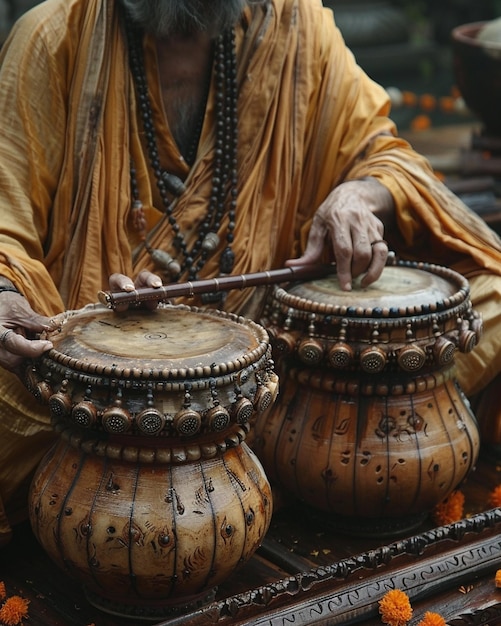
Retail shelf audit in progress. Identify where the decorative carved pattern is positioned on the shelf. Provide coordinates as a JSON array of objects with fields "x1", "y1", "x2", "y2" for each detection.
[{"x1": 161, "y1": 509, "x2": 501, "y2": 625}]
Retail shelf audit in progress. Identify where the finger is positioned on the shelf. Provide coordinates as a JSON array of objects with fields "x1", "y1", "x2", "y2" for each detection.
[
  {"x1": 286, "y1": 217, "x2": 327, "y2": 268},
  {"x1": 350, "y1": 239, "x2": 373, "y2": 280},
  {"x1": 360, "y1": 240, "x2": 388, "y2": 287},
  {"x1": 285, "y1": 249, "x2": 323, "y2": 267},
  {"x1": 334, "y1": 243, "x2": 354, "y2": 291},
  {"x1": 135, "y1": 272, "x2": 163, "y2": 310},
  {"x1": 0, "y1": 293, "x2": 56, "y2": 334},
  {"x1": 109, "y1": 273, "x2": 136, "y2": 292},
  {"x1": 135, "y1": 270, "x2": 163, "y2": 289},
  {"x1": 0, "y1": 329, "x2": 53, "y2": 358}
]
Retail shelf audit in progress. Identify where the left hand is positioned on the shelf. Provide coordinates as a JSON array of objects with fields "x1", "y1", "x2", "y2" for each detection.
[{"x1": 286, "y1": 178, "x2": 394, "y2": 291}]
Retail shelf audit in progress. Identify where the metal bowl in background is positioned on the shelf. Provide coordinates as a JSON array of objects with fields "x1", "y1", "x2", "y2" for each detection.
[{"x1": 452, "y1": 20, "x2": 501, "y2": 136}]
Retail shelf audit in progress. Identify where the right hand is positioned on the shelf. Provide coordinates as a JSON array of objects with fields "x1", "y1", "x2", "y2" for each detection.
[
  {"x1": 108, "y1": 270, "x2": 164, "y2": 312},
  {"x1": 0, "y1": 291, "x2": 57, "y2": 373}
]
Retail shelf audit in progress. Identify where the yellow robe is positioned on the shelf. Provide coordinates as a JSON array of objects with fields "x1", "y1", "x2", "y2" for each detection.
[{"x1": 0, "y1": 0, "x2": 500, "y2": 544}]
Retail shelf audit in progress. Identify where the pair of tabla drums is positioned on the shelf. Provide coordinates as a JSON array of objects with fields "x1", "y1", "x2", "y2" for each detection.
[{"x1": 26, "y1": 259, "x2": 481, "y2": 619}]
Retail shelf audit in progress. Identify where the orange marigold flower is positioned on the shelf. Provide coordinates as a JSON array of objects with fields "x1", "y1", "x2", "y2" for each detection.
[
  {"x1": 378, "y1": 589, "x2": 413, "y2": 626},
  {"x1": 410, "y1": 115, "x2": 431, "y2": 132},
  {"x1": 0, "y1": 595, "x2": 30, "y2": 626},
  {"x1": 488, "y1": 484, "x2": 501, "y2": 508},
  {"x1": 439, "y1": 96, "x2": 456, "y2": 113},
  {"x1": 0, "y1": 581, "x2": 6, "y2": 600},
  {"x1": 432, "y1": 490, "x2": 465, "y2": 526},
  {"x1": 416, "y1": 611, "x2": 447, "y2": 626},
  {"x1": 402, "y1": 90, "x2": 417, "y2": 107},
  {"x1": 495, "y1": 569, "x2": 501, "y2": 588},
  {"x1": 419, "y1": 94, "x2": 437, "y2": 111}
]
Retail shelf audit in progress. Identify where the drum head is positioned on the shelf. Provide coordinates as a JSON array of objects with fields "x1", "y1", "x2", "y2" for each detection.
[
  {"x1": 287, "y1": 265, "x2": 459, "y2": 312},
  {"x1": 46, "y1": 305, "x2": 265, "y2": 379}
]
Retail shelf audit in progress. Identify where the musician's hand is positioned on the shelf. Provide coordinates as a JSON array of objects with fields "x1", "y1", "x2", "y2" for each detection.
[
  {"x1": 0, "y1": 291, "x2": 56, "y2": 374},
  {"x1": 286, "y1": 178, "x2": 394, "y2": 291},
  {"x1": 108, "y1": 271, "x2": 164, "y2": 312}
]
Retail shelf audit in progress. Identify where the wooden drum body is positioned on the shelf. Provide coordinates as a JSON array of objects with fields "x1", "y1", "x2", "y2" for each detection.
[
  {"x1": 254, "y1": 261, "x2": 482, "y2": 537},
  {"x1": 26, "y1": 304, "x2": 276, "y2": 621}
]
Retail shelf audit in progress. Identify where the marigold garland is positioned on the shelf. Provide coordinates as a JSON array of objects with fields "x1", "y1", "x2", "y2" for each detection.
[
  {"x1": 0, "y1": 582, "x2": 30, "y2": 626},
  {"x1": 378, "y1": 589, "x2": 413, "y2": 626},
  {"x1": 386, "y1": 85, "x2": 470, "y2": 134},
  {"x1": 431, "y1": 490, "x2": 465, "y2": 526},
  {"x1": 495, "y1": 569, "x2": 501, "y2": 588},
  {"x1": 0, "y1": 595, "x2": 30, "y2": 626},
  {"x1": 410, "y1": 114, "x2": 432, "y2": 132},
  {"x1": 416, "y1": 611, "x2": 447, "y2": 626},
  {"x1": 488, "y1": 484, "x2": 501, "y2": 508}
]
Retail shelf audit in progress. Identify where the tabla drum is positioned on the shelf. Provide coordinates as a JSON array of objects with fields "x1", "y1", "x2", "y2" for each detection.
[
  {"x1": 26, "y1": 303, "x2": 276, "y2": 621},
  {"x1": 254, "y1": 260, "x2": 481, "y2": 537}
]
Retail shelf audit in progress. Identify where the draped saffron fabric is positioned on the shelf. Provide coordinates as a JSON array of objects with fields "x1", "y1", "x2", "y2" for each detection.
[{"x1": 0, "y1": 0, "x2": 501, "y2": 543}]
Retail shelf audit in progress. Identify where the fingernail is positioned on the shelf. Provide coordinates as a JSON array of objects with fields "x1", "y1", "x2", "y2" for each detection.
[{"x1": 123, "y1": 283, "x2": 135, "y2": 292}]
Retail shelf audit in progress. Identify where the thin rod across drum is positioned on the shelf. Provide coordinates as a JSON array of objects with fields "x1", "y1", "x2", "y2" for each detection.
[{"x1": 97, "y1": 264, "x2": 337, "y2": 309}]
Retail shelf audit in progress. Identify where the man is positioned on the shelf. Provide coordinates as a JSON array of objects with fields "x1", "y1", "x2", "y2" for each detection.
[{"x1": 0, "y1": 0, "x2": 500, "y2": 547}]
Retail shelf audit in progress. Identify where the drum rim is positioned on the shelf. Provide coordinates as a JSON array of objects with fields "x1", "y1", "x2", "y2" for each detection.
[
  {"x1": 39, "y1": 303, "x2": 271, "y2": 382},
  {"x1": 270, "y1": 260, "x2": 470, "y2": 322}
]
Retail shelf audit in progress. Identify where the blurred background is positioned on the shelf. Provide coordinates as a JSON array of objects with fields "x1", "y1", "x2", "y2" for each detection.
[
  {"x1": 1, "y1": 0, "x2": 499, "y2": 131},
  {"x1": 0, "y1": 0, "x2": 501, "y2": 130}
]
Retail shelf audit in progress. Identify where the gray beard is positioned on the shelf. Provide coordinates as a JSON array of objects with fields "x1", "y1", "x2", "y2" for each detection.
[{"x1": 121, "y1": 0, "x2": 248, "y2": 37}]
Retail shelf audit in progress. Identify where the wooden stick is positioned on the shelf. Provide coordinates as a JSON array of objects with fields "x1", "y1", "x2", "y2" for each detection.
[{"x1": 97, "y1": 264, "x2": 336, "y2": 310}]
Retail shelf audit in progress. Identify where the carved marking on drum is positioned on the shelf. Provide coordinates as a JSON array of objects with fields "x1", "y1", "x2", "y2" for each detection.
[
  {"x1": 245, "y1": 508, "x2": 256, "y2": 526},
  {"x1": 129, "y1": 522, "x2": 145, "y2": 547},
  {"x1": 427, "y1": 460, "x2": 441, "y2": 482},
  {"x1": 359, "y1": 451, "x2": 371, "y2": 466},
  {"x1": 97, "y1": 319, "x2": 123, "y2": 330},
  {"x1": 157, "y1": 529, "x2": 172, "y2": 548},
  {"x1": 375, "y1": 411, "x2": 428, "y2": 441},
  {"x1": 375, "y1": 416, "x2": 397, "y2": 438},
  {"x1": 183, "y1": 547, "x2": 207, "y2": 579},
  {"x1": 227, "y1": 468, "x2": 247, "y2": 492},
  {"x1": 88, "y1": 543, "x2": 99, "y2": 568},
  {"x1": 311, "y1": 414, "x2": 350, "y2": 439},
  {"x1": 321, "y1": 467, "x2": 337, "y2": 486},
  {"x1": 220, "y1": 516, "x2": 235, "y2": 542},
  {"x1": 74, "y1": 514, "x2": 92, "y2": 543},
  {"x1": 341, "y1": 450, "x2": 351, "y2": 465},
  {"x1": 408, "y1": 413, "x2": 424, "y2": 431},
  {"x1": 194, "y1": 480, "x2": 213, "y2": 512},
  {"x1": 164, "y1": 487, "x2": 185, "y2": 515},
  {"x1": 105, "y1": 473, "x2": 120, "y2": 493}
]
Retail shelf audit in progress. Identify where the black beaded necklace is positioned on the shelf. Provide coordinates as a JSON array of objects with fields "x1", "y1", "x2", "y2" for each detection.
[{"x1": 123, "y1": 11, "x2": 238, "y2": 299}]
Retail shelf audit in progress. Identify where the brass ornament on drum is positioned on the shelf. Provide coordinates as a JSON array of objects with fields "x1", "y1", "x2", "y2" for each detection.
[
  {"x1": 27, "y1": 303, "x2": 276, "y2": 620},
  {"x1": 254, "y1": 260, "x2": 482, "y2": 537}
]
